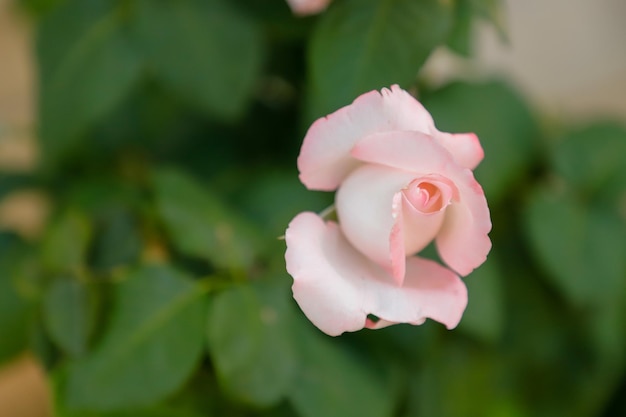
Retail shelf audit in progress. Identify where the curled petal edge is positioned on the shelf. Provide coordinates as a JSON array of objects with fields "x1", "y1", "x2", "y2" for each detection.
[{"x1": 285, "y1": 212, "x2": 468, "y2": 336}]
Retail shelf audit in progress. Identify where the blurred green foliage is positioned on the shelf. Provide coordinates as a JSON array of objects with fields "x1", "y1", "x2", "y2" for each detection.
[{"x1": 1, "y1": 0, "x2": 625, "y2": 416}]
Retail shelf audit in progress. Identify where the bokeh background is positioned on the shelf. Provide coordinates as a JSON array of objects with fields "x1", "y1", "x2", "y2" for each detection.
[{"x1": 1, "y1": 0, "x2": 625, "y2": 416}]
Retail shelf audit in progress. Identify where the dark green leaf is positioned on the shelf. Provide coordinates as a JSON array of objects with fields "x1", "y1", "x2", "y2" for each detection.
[
  {"x1": 65, "y1": 265, "x2": 206, "y2": 410},
  {"x1": 458, "y1": 257, "x2": 504, "y2": 343},
  {"x1": 404, "y1": 342, "x2": 518, "y2": 417},
  {"x1": 0, "y1": 234, "x2": 34, "y2": 364},
  {"x1": 134, "y1": 0, "x2": 264, "y2": 120},
  {"x1": 43, "y1": 277, "x2": 98, "y2": 356},
  {"x1": 524, "y1": 188, "x2": 626, "y2": 306},
  {"x1": 90, "y1": 207, "x2": 142, "y2": 271},
  {"x1": 288, "y1": 325, "x2": 393, "y2": 417},
  {"x1": 56, "y1": 403, "x2": 204, "y2": 417},
  {"x1": 152, "y1": 169, "x2": 259, "y2": 271},
  {"x1": 0, "y1": 174, "x2": 36, "y2": 200},
  {"x1": 239, "y1": 170, "x2": 332, "y2": 237},
  {"x1": 37, "y1": 0, "x2": 141, "y2": 164},
  {"x1": 309, "y1": 0, "x2": 453, "y2": 117},
  {"x1": 207, "y1": 284, "x2": 297, "y2": 406},
  {"x1": 422, "y1": 80, "x2": 538, "y2": 203},
  {"x1": 503, "y1": 263, "x2": 620, "y2": 417}
]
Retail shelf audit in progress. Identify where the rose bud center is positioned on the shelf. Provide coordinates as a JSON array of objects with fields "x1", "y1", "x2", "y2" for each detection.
[
  {"x1": 403, "y1": 181, "x2": 447, "y2": 214},
  {"x1": 401, "y1": 176, "x2": 456, "y2": 256}
]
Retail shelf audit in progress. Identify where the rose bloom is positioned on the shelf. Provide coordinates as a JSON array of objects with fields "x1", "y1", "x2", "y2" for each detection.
[
  {"x1": 286, "y1": 0, "x2": 331, "y2": 16},
  {"x1": 285, "y1": 85, "x2": 492, "y2": 336}
]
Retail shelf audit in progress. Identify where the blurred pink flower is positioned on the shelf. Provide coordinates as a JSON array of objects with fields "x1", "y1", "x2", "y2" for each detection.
[
  {"x1": 285, "y1": 85, "x2": 492, "y2": 336},
  {"x1": 286, "y1": 0, "x2": 331, "y2": 16}
]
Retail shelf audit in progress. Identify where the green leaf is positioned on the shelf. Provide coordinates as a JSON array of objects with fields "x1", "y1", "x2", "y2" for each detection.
[
  {"x1": 422, "y1": 80, "x2": 538, "y2": 203},
  {"x1": 469, "y1": 0, "x2": 506, "y2": 39},
  {"x1": 0, "y1": 174, "x2": 35, "y2": 200},
  {"x1": 309, "y1": 0, "x2": 453, "y2": 117},
  {"x1": 206, "y1": 284, "x2": 297, "y2": 407},
  {"x1": 404, "y1": 342, "x2": 521, "y2": 417},
  {"x1": 552, "y1": 122, "x2": 626, "y2": 194},
  {"x1": 133, "y1": 0, "x2": 263, "y2": 120},
  {"x1": 446, "y1": 0, "x2": 473, "y2": 56},
  {"x1": 524, "y1": 188, "x2": 626, "y2": 307},
  {"x1": 65, "y1": 265, "x2": 206, "y2": 410},
  {"x1": 100, "y1": 410, "x2": 204, "y2": 417},
  {"x1": 37, "y1": 0, "x2": 141, "y2": 165},
  {"x1": 239, "y1": 170, "x2": 332, "y2": 237},
  {"x1": 152, "y1": 169, "x2": 259, "y2": 271},
  {"x1": 41, "y1": 209, "x2": 92, "y2": 274},
  {"x1": 90, "y1": 207, "x2": 142, "y2": 271},
  {"x1": 43, "y1": 277, "x2": 98, "y2": 356},
  {"x1": 0, "y1": 234, "x2": 34, "y2": 364},
  {"x1": 55, "y1": 402, "x2": 205, "y2": 417},
  {"x1": 288, "y1": 325, "x2": 393, "y2": 417},
  {"x1": 458, "y1": 257, "x2": 504, "y2": 343},
  {"x1": 54, "y1": 367, "x2": 206, "y2": 417}
]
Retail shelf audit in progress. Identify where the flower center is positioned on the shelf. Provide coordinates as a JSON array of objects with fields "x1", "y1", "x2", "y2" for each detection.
[{"x1": 402, "y1": 179, "x2": 449, "y2": 214}]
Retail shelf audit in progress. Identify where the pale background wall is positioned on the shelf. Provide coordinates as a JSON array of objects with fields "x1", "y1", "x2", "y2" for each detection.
[
  {"x1": 478, "y1": 0, "x2": 626, "y2": 120},
  {"x1": 424, "y1": 0, "x2": 626, "y2": 121},
  {"x1": 0, "y1": 0, "x2": 625, "y2": 416}
]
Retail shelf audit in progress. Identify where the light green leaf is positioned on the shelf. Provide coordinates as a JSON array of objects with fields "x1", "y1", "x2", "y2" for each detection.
[
  {"x1": 288, "y1": 325, "x2": 393, "y2": 417},
  {"x1": 422, "y1": 81, "x2": 538, "y2": 203},
  {"x1": 41, "y1": 209, "x2": 92, "y2": 274},
  {"x1": 309, "y1": 0, "x2": 453, "y2": 117},
  {"x1": 133, "y1": 0, "x2": 263, "y2": 120},
  {"x1": 65, "y1": 265, "x2": 206, "y2": 410},
  {"x1": 37, "y1": 0, "x2": 141, "y2": 165},
  {"x1": 469, "y1": 0, "x2": 506, "y2": 39},
  {"x1": 552, "y1": 122, "x2": 626, "y2": 194},
  {"x1": 43, "y1": 278, "x2": 97, "y2": 356},
  {"x1": 152, "y1": 169, "x2": 259, "y2": 271},
  {"x1": 206, "y1": 284, "x2": 297, "y2": 406}
]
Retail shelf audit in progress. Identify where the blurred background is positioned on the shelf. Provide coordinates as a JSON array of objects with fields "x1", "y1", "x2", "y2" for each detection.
[{"x1": 0, "y1": 0, "x2": 625, "y2": 416}]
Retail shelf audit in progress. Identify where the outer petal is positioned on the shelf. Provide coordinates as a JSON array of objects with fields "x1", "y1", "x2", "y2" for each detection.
[
  {"x1": 298, "y1": 85, "x2": 435, "y2": 191},
  {"x1": 286, "y1": 0, "x2": 331, "y2": 16},
  {"x1": 435, "y1": 132, "x2": 484, "y2": 170},
  {"x1": 335, "y1": 164, "x2": 416, "y2": 284},
  {"x1": 351, "y1": 131, "x2": 492, "y2": 276},
  {"x1": 285, "y1": 212, "x2": 467, "y2": 336}
]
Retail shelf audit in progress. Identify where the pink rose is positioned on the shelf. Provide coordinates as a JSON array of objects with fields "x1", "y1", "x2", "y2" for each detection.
[
  {"x1": 285, "y1": 85, "x2": 492, "y2": 336},
  {"x1": 286, "y1": 0, "x2": 331, "y2": 16}
]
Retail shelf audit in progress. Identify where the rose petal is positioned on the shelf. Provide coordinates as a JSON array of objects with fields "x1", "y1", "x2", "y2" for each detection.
[
  {"x1": 351, "y1": 131, "x2": 492, "y2": 276},
  {"x1": 335, "y1": 164, "x2": 416, "y2": 284},
  {"x1": 286, "y1": 0, "x2": 331, "y2": 16},
  {"x1": 435, "y1": 171, "x2": 492, "y2": 276},
  {"x1": 285, "y1": 212, "x2": 468, "y2": 336},
  {"x1": 435, "y1": 132, "x2": 484, "y2": 170},
  {"x1": 298, "y1": 85, "x2": 436, "y2": 191}
]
